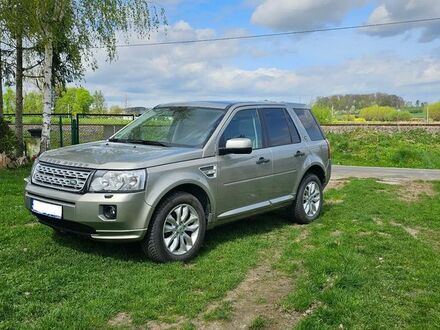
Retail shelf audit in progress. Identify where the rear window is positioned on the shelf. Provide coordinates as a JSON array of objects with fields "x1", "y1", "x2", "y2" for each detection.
[
  {"x1": 293, "y1": 109, "x2": 325, "y2": 141},
  {"x1": 260, "y1": 108, "x2": 292, "y2": 147}
]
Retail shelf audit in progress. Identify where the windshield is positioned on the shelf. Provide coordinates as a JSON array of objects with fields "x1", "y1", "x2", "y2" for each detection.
[{"x1": 110, "y1": 107, "x2": 226, "y2": 148}]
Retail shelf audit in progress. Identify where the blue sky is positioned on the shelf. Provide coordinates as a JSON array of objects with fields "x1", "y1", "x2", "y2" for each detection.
[{"x1": 83, "y1": 0, "x2": 440, "y2": 107}]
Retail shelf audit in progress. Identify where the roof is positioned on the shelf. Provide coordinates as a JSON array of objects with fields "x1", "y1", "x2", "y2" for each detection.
[{"x1": 156, "y1": 101, "x2": 308, "y2": 110}]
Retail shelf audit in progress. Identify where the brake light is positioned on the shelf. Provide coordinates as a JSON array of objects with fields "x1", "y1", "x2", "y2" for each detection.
[{"x1": 325, "y1": 139, "x2": 331, "y2": 159}]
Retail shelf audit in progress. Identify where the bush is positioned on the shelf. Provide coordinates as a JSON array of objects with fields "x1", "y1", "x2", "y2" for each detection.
[
  {"x1": 427, "y1": 102, "x2": 440, "y2": 121},
  {"x1": 312, "y1": 104, "x2": 333, "y2": 124},
  {"x1": 359, "y1": 105, "x2": 410, "y2": 122},
  {"x1": 359, "y1": 106, "x2": 396, "y2": 121},
  {"x1": 0, "y1": 116, "x2": 17, "y2": 157},
  {"x1": 387, "y1": 110, "x2": 412, "y2": 121}
]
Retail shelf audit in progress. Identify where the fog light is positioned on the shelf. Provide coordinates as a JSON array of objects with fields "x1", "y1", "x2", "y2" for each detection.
[{"x1": 103, "y1": 205, "x2": 117, "y2": 219}]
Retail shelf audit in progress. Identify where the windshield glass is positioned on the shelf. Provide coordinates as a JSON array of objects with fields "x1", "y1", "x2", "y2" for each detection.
[{"x1": 111, "y1": 107, "x2": 226, "y2": 147}]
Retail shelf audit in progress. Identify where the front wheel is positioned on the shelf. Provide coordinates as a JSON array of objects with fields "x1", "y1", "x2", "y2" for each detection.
[
  {"x1": 141, "y1": 192, "x2": 206, "y2": 262},
  {"x1": 292, "y1": 174, "x2": 323, "y2": 224}
]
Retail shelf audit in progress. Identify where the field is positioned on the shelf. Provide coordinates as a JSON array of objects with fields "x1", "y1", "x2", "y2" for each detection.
[
  {"x1": 327, "y1": 129, "x2": 440, "y2": 169},
  {"x1": 1, "y1": 168, "x2": 440, "y2": 329}
]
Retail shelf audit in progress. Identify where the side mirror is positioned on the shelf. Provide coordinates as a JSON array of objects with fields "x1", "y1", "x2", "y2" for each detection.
[{"x1": 219, "y1": 138, "x2": 252, "y2": 155}]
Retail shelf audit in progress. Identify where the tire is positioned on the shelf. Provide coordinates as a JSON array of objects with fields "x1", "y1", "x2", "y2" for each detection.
[
  {"x1": 292, "y1": 174, "x2": 323, "y2": 224},
  {"x1": 141, "y1": 191, "x2": 206, "y2": 263}
]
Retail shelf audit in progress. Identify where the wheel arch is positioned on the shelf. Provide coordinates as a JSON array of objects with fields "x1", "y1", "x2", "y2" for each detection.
[
  {"x1": 302, "y1": 163, "x2": 327, "y2": 187},
  {"x1": 149, "y1": 181, "x2": 213, "y2": 224}
]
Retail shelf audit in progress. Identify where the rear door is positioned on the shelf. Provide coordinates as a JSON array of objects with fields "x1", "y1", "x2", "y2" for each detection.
[
  {"x1": 216, "y1": 108, "x2": 273, "y2": 217},
  {"x1": 259, "y1": 108, "x2": 307, "y2": 199}
]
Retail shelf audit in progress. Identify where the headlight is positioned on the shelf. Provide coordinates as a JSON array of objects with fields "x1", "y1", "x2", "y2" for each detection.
[
  {"x1": 89, "y1": 170, "x2": 146, "y2": 192},
  {"x1": 30, "y1": 160, "x2": 39, "y2": 183}
]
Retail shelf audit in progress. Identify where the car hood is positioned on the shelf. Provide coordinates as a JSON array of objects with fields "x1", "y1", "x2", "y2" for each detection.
[{"x1": 38, "y1": 141, "x2": 203, "y2": 170}]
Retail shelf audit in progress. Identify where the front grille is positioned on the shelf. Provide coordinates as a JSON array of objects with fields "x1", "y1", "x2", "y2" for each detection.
[{"x1": 32, "y1": 163, "x2": 92, "y2": 193}]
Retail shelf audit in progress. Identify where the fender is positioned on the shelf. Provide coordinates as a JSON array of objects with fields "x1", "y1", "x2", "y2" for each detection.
[{"x1": 144, "y1": 165, "x2": 217, "y2": 221}]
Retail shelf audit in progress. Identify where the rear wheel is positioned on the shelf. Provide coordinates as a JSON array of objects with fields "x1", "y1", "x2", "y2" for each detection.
[
  {"x1": 141, "y1": 191, "x2": 206, "y2": 262},
  {"x1": 292, "y1": 174, "x2": 323, "y2": 224}
]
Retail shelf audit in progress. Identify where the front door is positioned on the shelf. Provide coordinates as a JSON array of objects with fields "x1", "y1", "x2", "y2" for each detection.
[{"x1": 216, "y1": 109, "x2": 273, "y2": 218}]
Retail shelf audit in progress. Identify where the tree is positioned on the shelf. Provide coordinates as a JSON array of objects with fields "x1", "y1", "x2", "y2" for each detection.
[
  {"x1": 24, "y1": 91, "x2": 43, "y2": 113},
  {"x1": 90, "y1": 90, "x2": 106, "y2": 113},
  {"x1": 3, "y1": 87, "x2": 15, "y2": 114},
  {"x1": 312, "y1": 104, "x2": 333, "y2": 124},
  {"x1": 109, "y1": 105, "x2": 124, "y2": 114},
  {"x1": 427, "y1": 102, "x2": 440, "y2": 121},
  {"x1": 0, "y1": 0, "x2": 39, "y2": 156},
  {"x1": 55, "y1": 87, "x2": 93, "y2": 114},
  {"x1": 36, "y1": 0, "x2": 165, "y2": 153},
  {"x1": 316, "y1": 93, "x2": 406, "y2": 113},
  {"x1": 0, "y1": 1, "x2": 6, "y2": 117}
]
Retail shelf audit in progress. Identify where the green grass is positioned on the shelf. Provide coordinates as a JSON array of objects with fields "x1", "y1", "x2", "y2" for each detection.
[
  {"x1": 249, "y1": 316, "x2": 270, "y2": 330},
  {"x1": 279, "y1": 179, "x2": 440, "y2": 329},
  {"x1": 2, "y1": 169, "x2": 440, "y2": 329},
  {"x1": 0, "y1": 167, "x2": 293, "y2": 329},
  {"x1": 327, "y1": 129, "x2": 440, "y2": 168}
]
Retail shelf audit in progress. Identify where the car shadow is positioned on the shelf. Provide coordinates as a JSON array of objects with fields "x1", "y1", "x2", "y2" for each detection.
[{"x1": 51, "y1": 210, "x2": 295, "y2": 262}]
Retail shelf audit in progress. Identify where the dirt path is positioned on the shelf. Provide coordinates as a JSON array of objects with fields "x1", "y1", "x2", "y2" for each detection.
[{"x1": 145, "y1": 229, "x2": 310, "y2": 330}]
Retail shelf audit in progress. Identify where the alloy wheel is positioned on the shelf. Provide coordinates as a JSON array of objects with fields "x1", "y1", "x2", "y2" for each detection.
[
  {"x1": 162, "y1": 204, "x2": 200, "y2": 255},
  {"x1": 302, "y1": 181, "x2": 321, "y2": 217}
]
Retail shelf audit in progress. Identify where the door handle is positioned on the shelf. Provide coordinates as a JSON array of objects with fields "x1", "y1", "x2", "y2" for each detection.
[
  {"x1": 295, "y1": 151, "x2": 306, "y2": 157},
  {"x1": 256, "y1": 157, "x2": 270, "y2": 165}
]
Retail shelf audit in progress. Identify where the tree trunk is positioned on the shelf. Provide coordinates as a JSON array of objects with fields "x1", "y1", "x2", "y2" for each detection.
[
  {"x1": 15, "y1": 36, "x2": 24, "y2": 157},
  {"x1": 0, "y1": 48, "x2": 3, "y2": 117},
  {"x1": 40, "y1": 37, "x2": 54, "y2": 153}
]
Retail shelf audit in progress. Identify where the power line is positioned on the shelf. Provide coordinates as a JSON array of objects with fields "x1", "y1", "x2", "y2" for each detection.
[{"x1": 101, "y1": 17, "x2": 440, "y2": 48}]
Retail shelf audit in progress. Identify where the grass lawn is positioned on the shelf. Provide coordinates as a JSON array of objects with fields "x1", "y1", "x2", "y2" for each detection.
[
  {"x1": 327, "y1": 129, "x2": 440, "y2": 169},
  {"x1": 1, "y1": 168, "x2": 440, "y2": 329}
]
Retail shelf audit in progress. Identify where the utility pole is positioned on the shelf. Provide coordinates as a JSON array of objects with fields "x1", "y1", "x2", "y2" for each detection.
[{"x1": 427, "y1": 104, "x2": 429, "y2": 123}]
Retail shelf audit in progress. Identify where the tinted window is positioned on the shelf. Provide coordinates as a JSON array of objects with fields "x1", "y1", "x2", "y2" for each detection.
[
  {"x1": 260, "y1": 108, "x2": 292, "y2": 147},
  {"x1": 220, "y1": 109, "x2": 262, "y2": 149},
  {"x1": 287, "y1": 114, "x2": 301, "y2": 144},
  {"x1": 293, "y1": 109, "x2": 325, "y2": 141}
]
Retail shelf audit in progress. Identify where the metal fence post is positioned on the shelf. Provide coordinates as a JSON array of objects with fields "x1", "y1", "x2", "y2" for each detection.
[
  {"x1": 76, "y1": 114, "x2": 80, "y2": 144},
  {"x1": 71, "y1": 116, "x2": 79, "y2": 145},
  {"x1": 59, "y1": 116, "x2": 64, "y2": 147}
]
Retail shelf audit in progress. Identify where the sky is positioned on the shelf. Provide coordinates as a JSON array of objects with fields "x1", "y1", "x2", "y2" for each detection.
[{"x1": 82, "y1": 0, "x2": 440, "y2": 107}]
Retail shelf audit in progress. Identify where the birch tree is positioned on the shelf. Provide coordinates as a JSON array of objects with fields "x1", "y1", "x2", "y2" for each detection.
[
  {"x1": 36, "y1": 0, "x2": 165, "y2": 153},
  {"x1": 0, "y1": 0, "x2": 37, "y2": 156}
]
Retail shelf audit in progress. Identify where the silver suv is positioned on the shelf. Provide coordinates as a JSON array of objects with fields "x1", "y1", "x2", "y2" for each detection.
[{"x1": 25, "y1": 101, "x2": 331, "y2": 262}]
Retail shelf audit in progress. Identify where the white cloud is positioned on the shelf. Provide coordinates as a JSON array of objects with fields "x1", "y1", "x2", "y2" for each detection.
[
  {"x1": 251, "y1": 0, "x2": 366, "y2": 31},
  {"x1": 83, "y1": 20, "x2": 440, "y2": 106},
  {"x1": 250, "y1": 0, "x2": 440, "y2": 42},
  {"x1": 365, "y1": 0, "x2": 440, "y2": 42}
]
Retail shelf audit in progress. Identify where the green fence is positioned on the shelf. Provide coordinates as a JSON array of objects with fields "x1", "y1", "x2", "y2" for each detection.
[
  {"x1": 4, "y1": 113, "x2": 138, "y2": 150},
  {"x1": 4, "y1": 113, "x2": 74, "y2": 150},
  {"x1": 74, "y1": 113, "x2": 136, "y2": 144}
]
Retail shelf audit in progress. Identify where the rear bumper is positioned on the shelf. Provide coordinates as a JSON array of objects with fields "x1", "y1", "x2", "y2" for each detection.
[
  {"x1": 25, "y1": 182, "x2": 153, "y2": 242},
  {"x1": 324, "y1": 160, "x2": 332, "y2": 188}
]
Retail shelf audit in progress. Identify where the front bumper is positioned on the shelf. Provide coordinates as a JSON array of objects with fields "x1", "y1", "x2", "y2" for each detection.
[{"x1": 25, "y1": 181, "x2": 153, "y2": 241}]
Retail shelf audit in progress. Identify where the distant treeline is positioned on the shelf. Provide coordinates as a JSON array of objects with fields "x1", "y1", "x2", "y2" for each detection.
[
  {"x1": 315, "y1": 93, "x2": 415, "y2": 113},
  {"x1": 1, "y1": 87, "x2": 126, "y2": 114}
]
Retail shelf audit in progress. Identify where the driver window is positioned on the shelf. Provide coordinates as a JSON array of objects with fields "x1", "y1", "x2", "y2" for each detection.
[{"x1": 220, "y1": 109, "x2": 262, "y2": 149}]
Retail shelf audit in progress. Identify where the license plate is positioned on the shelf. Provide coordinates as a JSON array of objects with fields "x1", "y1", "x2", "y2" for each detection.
[{"x1": 31, "y1": 200, "x2": 62, "y2": 219}]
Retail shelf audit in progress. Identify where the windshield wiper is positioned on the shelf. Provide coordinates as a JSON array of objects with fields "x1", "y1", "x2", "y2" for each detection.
[{"x1": 108, "y1": 138, "x2": 169, "y2": 147}]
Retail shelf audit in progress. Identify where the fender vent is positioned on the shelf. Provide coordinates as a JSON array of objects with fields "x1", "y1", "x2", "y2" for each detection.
[{"x1": 199, "y1": 165, "x2": 217, "y2": 178}]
